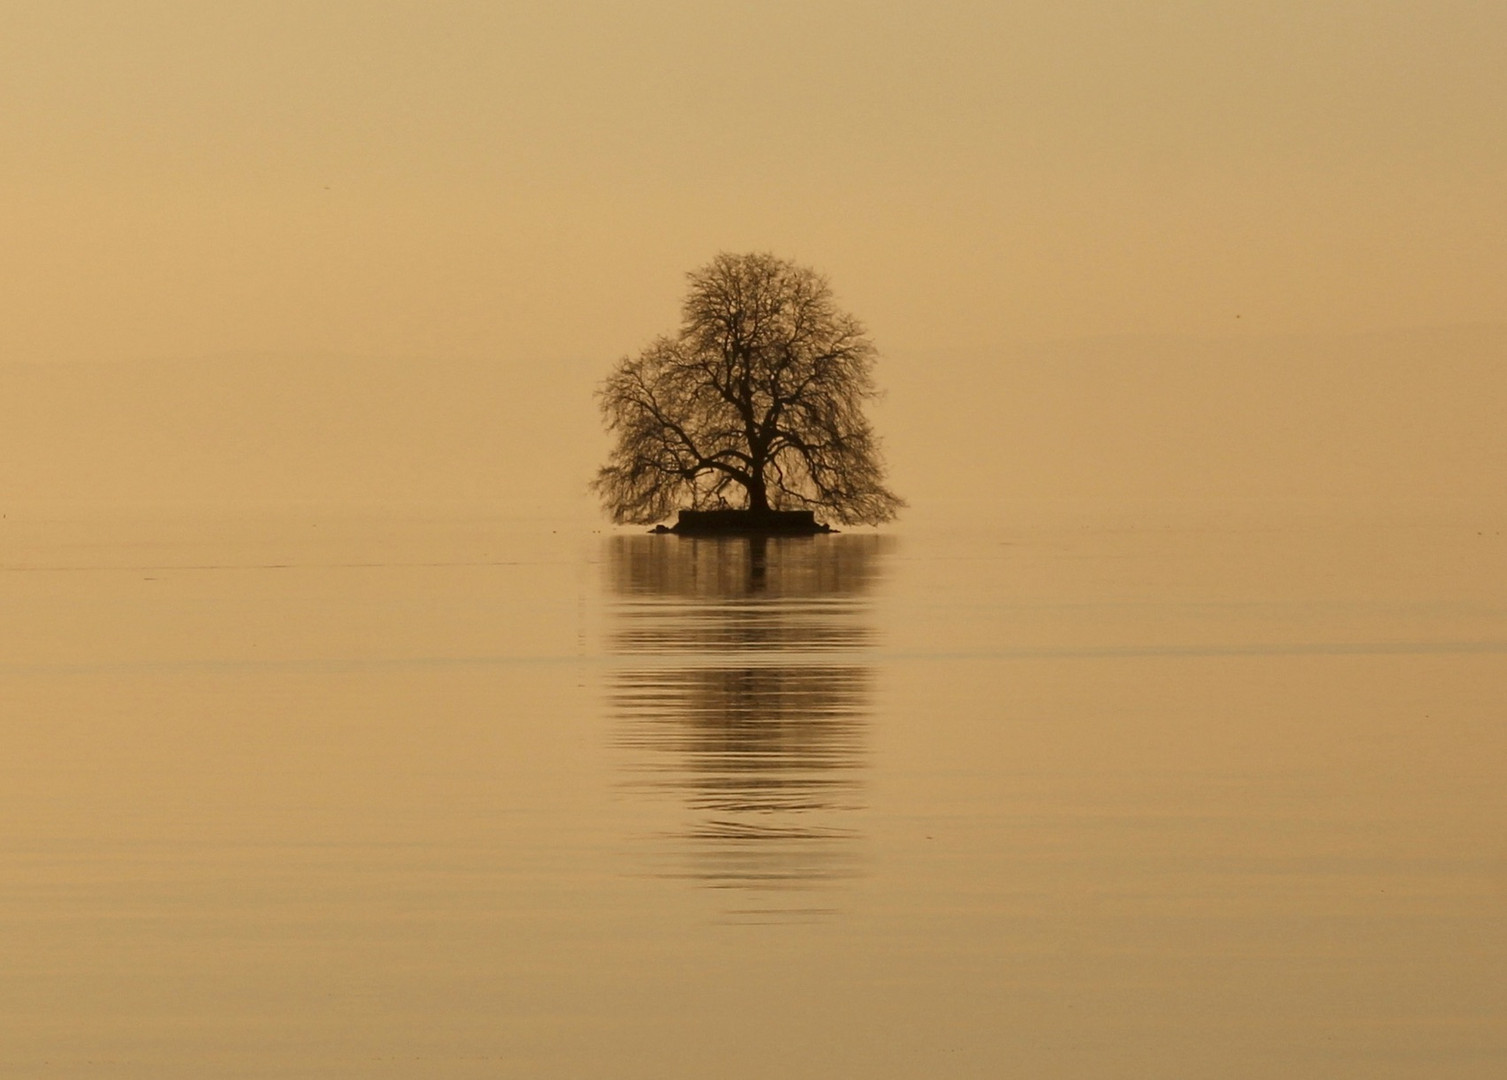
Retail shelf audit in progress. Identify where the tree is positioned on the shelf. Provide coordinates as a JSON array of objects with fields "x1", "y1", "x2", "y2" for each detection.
[{"x1": 593, "y1": 252, "x2": 903, "y2": 525}]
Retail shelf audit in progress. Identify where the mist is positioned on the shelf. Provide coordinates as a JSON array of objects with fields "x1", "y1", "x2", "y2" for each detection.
[{"x1": 5, "y1": 324, "x2": 1501, "y2": 524}]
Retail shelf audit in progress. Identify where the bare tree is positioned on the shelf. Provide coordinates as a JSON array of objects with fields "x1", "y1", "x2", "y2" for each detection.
[{"x1": 593, "y1": 252, "x2": 903, "y2": 525}]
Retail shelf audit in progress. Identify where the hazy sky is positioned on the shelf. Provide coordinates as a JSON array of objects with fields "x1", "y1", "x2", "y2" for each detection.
[{"x1": 2, "y1": 2, "x2": 1503, "y2": 514}]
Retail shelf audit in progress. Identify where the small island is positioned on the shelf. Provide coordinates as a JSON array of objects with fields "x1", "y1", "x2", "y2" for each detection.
[
  {"x1": 654, "y1": 509, "x2": 831, "y2": 535},
  {"x1": 592, "y1": 252, "x2": 903, "y2": 534}
]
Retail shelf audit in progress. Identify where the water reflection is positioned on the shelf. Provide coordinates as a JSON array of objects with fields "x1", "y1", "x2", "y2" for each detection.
[{"x1": 605, "y1": 535, "x2": 890, "y2": 915}]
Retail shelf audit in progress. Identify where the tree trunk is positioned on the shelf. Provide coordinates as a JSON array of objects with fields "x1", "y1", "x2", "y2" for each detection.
[{"x1": 745, "y1": 468, "x2": 770, "y2": 512}]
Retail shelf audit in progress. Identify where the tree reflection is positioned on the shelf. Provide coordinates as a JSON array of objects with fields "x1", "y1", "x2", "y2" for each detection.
[{"x1": 605, "y1": 534, "x2": 890, "y2": 913}]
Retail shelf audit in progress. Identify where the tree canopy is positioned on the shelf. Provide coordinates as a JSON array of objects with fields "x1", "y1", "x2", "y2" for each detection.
[{"x1": 593, "y1": 252, "x2": 903, "y2": 526}]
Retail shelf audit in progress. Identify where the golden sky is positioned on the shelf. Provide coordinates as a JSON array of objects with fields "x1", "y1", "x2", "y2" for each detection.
[{"x1": 2, "y1": 2, "x2": 1503, "y2": 513}]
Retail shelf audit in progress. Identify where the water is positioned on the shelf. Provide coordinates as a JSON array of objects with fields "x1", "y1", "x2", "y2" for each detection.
[
  {"x1": 608, "y1": 533, "x2": 887, "y2": 908},
  {"x1": 2, "y1": 508, "x2": 1504, "y2": 1077}
]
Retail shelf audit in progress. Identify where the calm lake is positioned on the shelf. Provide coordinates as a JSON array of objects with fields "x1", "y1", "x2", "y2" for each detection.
[{"x1": 3, "y1": 507, "x2": 1504, "y2": 1078}]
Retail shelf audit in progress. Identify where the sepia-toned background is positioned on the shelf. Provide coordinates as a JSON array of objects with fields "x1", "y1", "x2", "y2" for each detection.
[
  {"x1": 3, "y1": 5, "x2": 1504, "y2": 1079},
  {"x1": 2, "y1": 0, "x2": 1503, "y2": 519}
]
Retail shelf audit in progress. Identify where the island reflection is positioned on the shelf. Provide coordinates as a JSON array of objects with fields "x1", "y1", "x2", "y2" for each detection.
[{"x1": 605, "y1": 534, "x2": 891, "y2": 913}]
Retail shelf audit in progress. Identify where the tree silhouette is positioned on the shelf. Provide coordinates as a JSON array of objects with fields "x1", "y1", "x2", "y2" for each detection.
[{"x1": 593, "y1": 252, "x2": 903, "y2": 525}]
